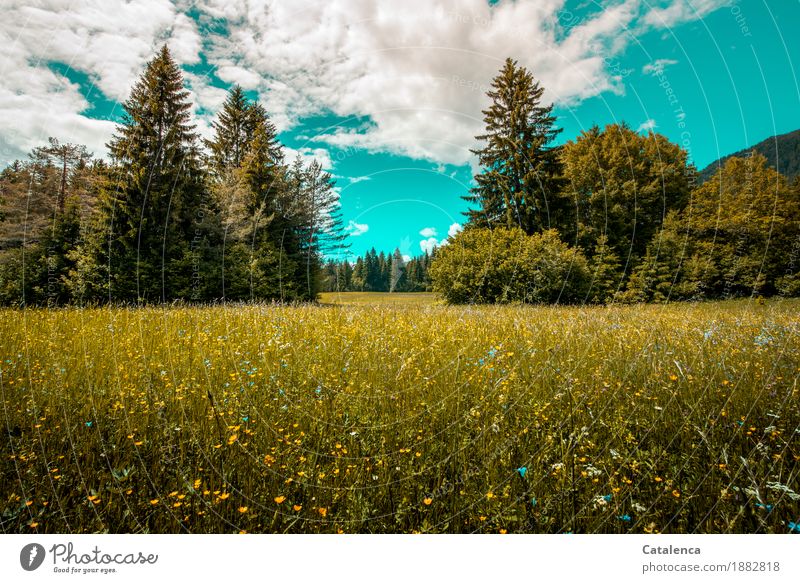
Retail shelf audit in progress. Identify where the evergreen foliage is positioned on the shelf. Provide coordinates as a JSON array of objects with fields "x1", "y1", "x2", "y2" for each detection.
[
  {"x1": 1, "y1": 50, "x2": 799, "y2": 306},
  {"x1": 464, "y1": 58, "x2": 564, "y2": 234}
]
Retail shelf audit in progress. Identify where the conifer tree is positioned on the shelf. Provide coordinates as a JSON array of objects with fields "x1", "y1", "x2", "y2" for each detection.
[
  {"x1": 93, "y1": 44, "x2": 217, "y2": 302},
  {"x1": 464, "y1": 58, "x2": 564, "y2": 234},
  {"x1": 205, "y1": 86, "x2": 277, "y2": 177},
  {"x1": 390, "y1": 248, "x2": 405, "y2": 292}
]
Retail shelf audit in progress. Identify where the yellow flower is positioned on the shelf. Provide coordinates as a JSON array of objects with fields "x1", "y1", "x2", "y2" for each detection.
[
  {"x1": 227, "y1": 434, "x2": 238, "y2": 445},
  {"x1": 486, "y1": 492, "x2": 495, "y2": 500},
  {"x1": 499, "y1": 529, "x2": 507, "y2": 534},
  {"x1": 423, "y1": 498, "x2": 432, "y2": 506},
  {"x1": 672, "y1": 489, "x2": 681, "y2": 498},
  {"x1": 293, "y1": 504, "x2": 302, "y2": 511},
  {"x1": 274, "y1": 495, "x2": 286, "y2": 504},
  {"x1": 238, "y1": 506, "x2": 248, "y2": 513},
  {"x1": 219, "y1": 492, "x2": 230, "y2": 500},
  {"x1": 318, "y1": 507, "x2": 328, "y2": 517}
]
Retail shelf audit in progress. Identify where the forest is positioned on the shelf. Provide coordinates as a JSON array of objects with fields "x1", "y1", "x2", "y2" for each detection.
[{"x1": 1, "y1": 50, "x2": 798, "y2": 305}]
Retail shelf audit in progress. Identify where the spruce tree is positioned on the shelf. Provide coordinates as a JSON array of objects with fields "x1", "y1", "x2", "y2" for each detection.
[
  {"x1": 390, "y1": 248, "x2": 405, "y2": 292},
  {"x1": 464, "y1": 58, "x2": 564, "y2": 234},
  {"x1": 205, "y1": 85, "x2": 273, "y2": 176},
  {"x1": 95, "y1": 44, "x2": 215, "y2": 302}
]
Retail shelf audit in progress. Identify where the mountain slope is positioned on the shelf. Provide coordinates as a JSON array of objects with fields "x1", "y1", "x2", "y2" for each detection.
[{"x1": 698, "y1": 128, "x2": 800, "y2": 183}]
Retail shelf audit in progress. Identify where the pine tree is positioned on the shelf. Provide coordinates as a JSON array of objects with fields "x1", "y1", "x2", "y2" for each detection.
[
  {"x1": 205, "y1": 86, "x2": 278, "y2": 177},
  {"x1": 31, "y1": 138, "x2": 91, "y2": 211},
  {"x1": 464, "y1": 58, "x2": 564, "y2": 234},
  {"x1": 390, "y1": 248, "x2": 405, "y2": 292},
  {"x1": 290, "y1": 157, "x2": 348, "y2": 298},
  {"x1": 93, "y1": 44, "x2": 215, "y2": 302}
]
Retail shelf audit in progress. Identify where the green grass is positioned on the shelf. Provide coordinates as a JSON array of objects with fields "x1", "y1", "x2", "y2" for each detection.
[
  {"x1": 1, "y1": 299, "x2": 798, "y2": 533},
  {"x1": 318, "y1": 291, "x2": 438, "y2": 305}
]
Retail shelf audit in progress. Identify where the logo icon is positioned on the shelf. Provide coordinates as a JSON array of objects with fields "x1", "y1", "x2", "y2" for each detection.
[{"x1": 20, "y1": 543, "x2": 46, "y2": 571}]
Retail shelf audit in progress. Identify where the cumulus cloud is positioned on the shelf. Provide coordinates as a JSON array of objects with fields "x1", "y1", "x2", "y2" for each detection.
[
  {"x1": 0, "y1": 0, "x2": 202, "y2": 163},
  {"x1": 0, "y1": 1, "x2": 727, "y2": 166},
  {"x1": 637, "y1": 119, "x2": 657, "y2": 132},
  {"x1": 345, "y1": 220, "x2": 369, "y2": 237},
  {"x1": 642, "y1": 0, "x2": 727, "y2": 27},
  {"x1": 642, "y1": 58, "x2": 679, "y2": 75},
  {"x1": 284, "y1": 146, "x2": 334, "y2": 170},
  {"x1": 196, "y1": 0, "x2": 726, "y2": 166},
  {"x1": 419, "y1": 223, "x2": 461, "y2": 252},
  {"x1": 420, "y1": 236, "x2": 440, "y2": 254}
]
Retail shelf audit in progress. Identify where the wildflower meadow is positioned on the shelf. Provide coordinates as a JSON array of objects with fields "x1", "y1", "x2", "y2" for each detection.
[{"x1": 1, "y1": 296, "x2": 798, "y2": 533}]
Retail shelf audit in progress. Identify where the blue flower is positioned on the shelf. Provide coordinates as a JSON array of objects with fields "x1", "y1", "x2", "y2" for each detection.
[
  {"x1": 85, "y1": 421, "x2": 93, "y2": 428},
  {"x1": 603, "y1": 494, "x2": 612, "y2": 502},
  {"x1": 789, "y1": 521, "x2": 800, "y2": 533},
  {"x1": 242, "y1": 416, "x2": 249, "y2": 423},
  {"x1": 517, "y1": 466, "x2": 527, "y2": 478},
  {"x1": 756, "y1": 503, "x2": 773, "y2": 512},
  {"x1": 531, "y1": 497, "x2": 537, "y2": 507},
  {"x1": 617, "y1": 514, "x2": 632, "y2": 522}
]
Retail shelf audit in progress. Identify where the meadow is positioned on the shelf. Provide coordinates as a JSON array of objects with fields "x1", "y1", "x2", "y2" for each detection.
[{"x1": 1, "y1": 296, "x2": 798, "y2": 533}]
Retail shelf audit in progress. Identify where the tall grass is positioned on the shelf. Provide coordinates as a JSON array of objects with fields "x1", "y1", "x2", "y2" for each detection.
[{"x1": 1, "y1": 299, "x2": 798, "y2": 533}]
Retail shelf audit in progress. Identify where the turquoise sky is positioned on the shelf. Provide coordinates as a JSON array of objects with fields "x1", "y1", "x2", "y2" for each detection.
[
  {"x1": 5, "y1": 1, "x2": 800, "y2": 260},
  {"x1": 272, "y1": 1, "x2": 800, "y2": 259}
]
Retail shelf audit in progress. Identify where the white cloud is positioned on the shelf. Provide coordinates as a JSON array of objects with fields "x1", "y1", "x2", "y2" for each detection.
[
  {"x1": 402, "y1": 254, "x2": 412, "y2": 262},
  {"x1": 284, "y1": 146, "x2": 334, "y2": 170},
  {"x1": 419, "y1": 222, "x2": 462, "y2": 252},
  {"x1": 642, "y1": 0, "x2": 728, "y2": 27},
  {"x1": 0, "y1": 1, "x2": 727, "y2": 166},
  {"x1": 215, "y1": 65, "x2": 263, "y2": 90},
  {"x1": 447, "y1": 222, "x2": 463, "y2": 238},
  {"x1": 637, "y1": 119, "x2": 657, "y2": 132},
  {"x1": 642, "y1": 58, "x2": 679, "y2": 75},
  {"x1": 197, "y1": 0, "x2": 726, "y2": 166},
  {"x1": 345, "y1": 220, "x2": 369, "y2": 237},
  {"x1": 347, "y1": 175, "x2": 371, "y2": 184},
  {"x1": 420, "y1": 236, "x2": 440, "y2": 254}
]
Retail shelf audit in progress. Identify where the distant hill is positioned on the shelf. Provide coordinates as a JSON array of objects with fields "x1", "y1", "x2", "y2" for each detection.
[{"x1": 698, "y1": 128, "x2": 800, "y2": 183}]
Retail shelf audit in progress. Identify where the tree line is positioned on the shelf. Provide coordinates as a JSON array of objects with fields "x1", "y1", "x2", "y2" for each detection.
[
  {"x1": 0, "y1": 45, "x2": 346, "y2": 306},
  {"x1": 2, "y1": 50, "x2": 799, "y2": 306},
  {"x1": 320, "y1": 248, "x2": 434, "y2": 293},
  {"x1": 431, "y1": 58, "x2": 800, "y2": 304}
]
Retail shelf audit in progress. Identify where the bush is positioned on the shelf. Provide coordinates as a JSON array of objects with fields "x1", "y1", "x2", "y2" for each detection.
[{"x1": 430, "y1": 227, "x2": 589, "y2": 304}]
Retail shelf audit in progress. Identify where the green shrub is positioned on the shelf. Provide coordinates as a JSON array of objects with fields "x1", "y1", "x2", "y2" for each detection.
[{"x1": 430, "y1": 227, "x2": 589, "y2": 304}]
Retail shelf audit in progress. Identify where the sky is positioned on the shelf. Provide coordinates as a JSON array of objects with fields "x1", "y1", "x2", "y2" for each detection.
[{"x1": 2, "y1": 0, "x2": 799, "y2": 260}]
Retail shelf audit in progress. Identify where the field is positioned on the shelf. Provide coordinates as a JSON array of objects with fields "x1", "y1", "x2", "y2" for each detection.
[
  {"x1": 1, "y1": 298, "x2": 799, "y2": 534},
  {"x1": 318, "y1": 291, "x2": 438, "y2": 305}
]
